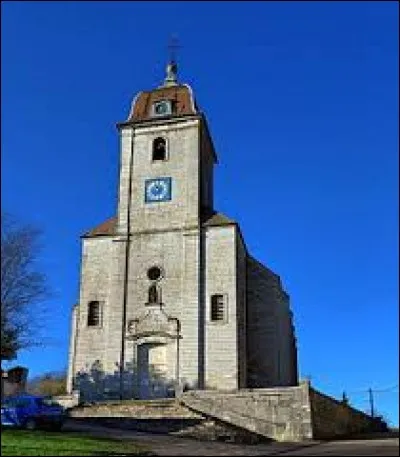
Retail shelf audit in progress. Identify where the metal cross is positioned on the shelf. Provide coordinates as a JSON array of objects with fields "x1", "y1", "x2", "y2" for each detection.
[{"x1": 167, "y1": 35, "x2": 181, "y2": 63}]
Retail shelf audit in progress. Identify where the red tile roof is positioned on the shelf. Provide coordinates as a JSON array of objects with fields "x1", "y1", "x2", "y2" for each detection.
[
  {"x1": 83, "y1": 210, "x2": 236, "y2": 238},
  {"x1": 202, "y1": 210, "x2": 236, "y2": 227},
  {"x1": 127, "y1": 85, "x2": 197, "y2": 122},
  {"x1": 83, "y1": 216, "x2": 117, "y2": 237}
]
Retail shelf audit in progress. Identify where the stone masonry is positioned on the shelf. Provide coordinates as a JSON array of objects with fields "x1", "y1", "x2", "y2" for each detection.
[{"x1": 67, "y1": 63, "x2": 298, "y2": 401}]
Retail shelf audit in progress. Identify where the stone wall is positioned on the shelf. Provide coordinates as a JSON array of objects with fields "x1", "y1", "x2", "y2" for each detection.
[
  {"x1": 124, "y1": 228, "x2": 201, "y2": 395},
  {"x1": 70, "y1": 398, "x2": 201, "y2": 419},
  {"x1": 204, "y1": 225, "x2": 239, "y2": 390},
  {"x1": 53, "y1": 391, "x2": 80, "y2": 409},
  {"x1": 180, "y1": 383, "x2": 314, "y2": 442},
  {"x1": 236, "y1": 231, "x2": 247, "y2": 389},
  {"x1": 117, "y1": 119, "x2": 202, "y2": 234},
  {"x1": 69, "y1": 236, "x2": 119, "y2": 401},
  {"x1": 180, "y1": 382, "x2": 387, "y2": 442},
  {"x1": 309, "y1": 386, "x2": 388, "y2": 439},
  {"x1": 246, "y1": 257, "x2": 297, "y2": 388}
]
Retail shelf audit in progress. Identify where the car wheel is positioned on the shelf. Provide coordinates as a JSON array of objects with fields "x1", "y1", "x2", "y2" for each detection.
[{"x1": 25, "y1": 418, "x2": 37, "y2": 431}]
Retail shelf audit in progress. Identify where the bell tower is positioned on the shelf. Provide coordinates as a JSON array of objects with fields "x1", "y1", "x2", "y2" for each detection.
[
  {"x1": 116, "y1": 60, "x2": 217, "y2": 236},
  {"x1": 111, "y1": 61, "x2": 219, "y2": 393}
]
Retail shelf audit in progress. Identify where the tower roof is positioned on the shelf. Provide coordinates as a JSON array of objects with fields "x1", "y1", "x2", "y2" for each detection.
[
  {"x1": 125, "y1": 83, "x2": 198, "y2": 123},
  {"x1": 82, "y1": 216, "x2": 116, "y2": 237},
  {"x1": 119, "y1": 55, "x2": 199, "y2": 125}
]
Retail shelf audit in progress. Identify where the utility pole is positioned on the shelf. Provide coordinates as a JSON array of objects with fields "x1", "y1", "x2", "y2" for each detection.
[{"x1": 368, "y1": 388, "x2": 375, "y2": 418}]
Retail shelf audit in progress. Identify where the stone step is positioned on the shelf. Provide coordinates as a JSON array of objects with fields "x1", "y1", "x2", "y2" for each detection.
[
  {"x1": 67, "y1": 398, "x2": 266, "y2": 443},
  {"x1": 70, "y1": 416, "x2": 207, "y2": 434},
  {"x1": 69, "y1": 398, "x2": 201, "y2": 419}
]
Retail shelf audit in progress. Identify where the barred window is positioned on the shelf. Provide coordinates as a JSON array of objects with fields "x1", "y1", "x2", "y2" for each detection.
[
  {"x1": 211, "y1": 294, "x2": 225, "y2": 322},
  {"x1": 87, "y1": 301, "x2": 101, "y2": 327}
]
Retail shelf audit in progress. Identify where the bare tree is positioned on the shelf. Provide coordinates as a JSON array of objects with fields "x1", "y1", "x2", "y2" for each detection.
[
  {"x1": 1, "y1": 212, "x2": 50, "y2": 361},
  {"x1": 28, "y1": 370, "x2": 67, "y2": 396}
]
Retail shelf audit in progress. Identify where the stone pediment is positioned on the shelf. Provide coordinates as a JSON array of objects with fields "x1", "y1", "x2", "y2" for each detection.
[{"x1": 126, "y1": 305, "x2": 179, "y2": 340}]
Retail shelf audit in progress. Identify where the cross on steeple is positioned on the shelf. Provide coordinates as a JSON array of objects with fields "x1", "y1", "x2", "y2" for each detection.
[
  {"x1": 163, "y1": 35, "x2": 180, "y2": 87},
  {"x1": 167, "y1": 35, "x2": 180, "y2": 65}
]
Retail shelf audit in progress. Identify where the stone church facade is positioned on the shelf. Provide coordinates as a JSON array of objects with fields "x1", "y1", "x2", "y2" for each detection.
[{"x1": 67, "y1": 62, "x2": 298, "y2": 401}]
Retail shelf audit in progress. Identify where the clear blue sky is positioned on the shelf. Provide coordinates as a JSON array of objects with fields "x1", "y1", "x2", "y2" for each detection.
[{"x1": 2, "y1": 2, "x2": 398, "y2": 425}]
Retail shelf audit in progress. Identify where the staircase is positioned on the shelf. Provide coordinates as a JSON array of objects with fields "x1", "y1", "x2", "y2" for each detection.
[
  {"x1": 68, "y1": 399, "x2": 204, "y2": 434},
  {"x1": 179, "y1": 391, "x2": 283, "y2": 441},
  {"x1": 67, "y1": 398, "x2": 267, "y2": 443}
]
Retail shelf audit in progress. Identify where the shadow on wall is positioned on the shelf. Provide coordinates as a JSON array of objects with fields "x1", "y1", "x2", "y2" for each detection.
[{"x1": 74, "y1": 360, "x2": 191, "y2": 402}]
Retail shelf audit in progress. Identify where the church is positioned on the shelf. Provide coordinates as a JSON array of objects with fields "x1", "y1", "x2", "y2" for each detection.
[{"x1": 67, "y1": 61, "x2": 298, "y2": 401}]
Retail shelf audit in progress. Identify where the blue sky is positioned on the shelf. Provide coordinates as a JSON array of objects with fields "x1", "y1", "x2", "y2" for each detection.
[{"x1": 1, "y1": 2, "x2": 398, "y2": 425}]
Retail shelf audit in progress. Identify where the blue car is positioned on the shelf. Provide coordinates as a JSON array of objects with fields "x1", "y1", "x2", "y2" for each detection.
[{"x1": 1, "y1": 394, "x2": 66, "y2": 430}]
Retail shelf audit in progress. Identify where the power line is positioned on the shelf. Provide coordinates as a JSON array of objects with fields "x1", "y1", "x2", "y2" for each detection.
[
  {"x1": 346, "y1": 384, "x2": 398, "y2": 395},
  {"x1": 373, "y1": 384, "x2": 398, "y2": 393}
]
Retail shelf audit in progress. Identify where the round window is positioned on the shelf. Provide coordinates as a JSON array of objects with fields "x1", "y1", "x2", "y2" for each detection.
[{"x1": 147, "y1": 266, "x2": 162, "y2": 281}]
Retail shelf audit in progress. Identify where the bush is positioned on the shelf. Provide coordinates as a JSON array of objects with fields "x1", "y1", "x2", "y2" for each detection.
[{"x1": 28, "y1": 371, "x2": 67, "y2": 396}]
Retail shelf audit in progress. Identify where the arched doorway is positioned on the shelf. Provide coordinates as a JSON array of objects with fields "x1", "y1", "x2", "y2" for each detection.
[{"x1": 127, "y1": 306, "x2": 180, "y2": 399}]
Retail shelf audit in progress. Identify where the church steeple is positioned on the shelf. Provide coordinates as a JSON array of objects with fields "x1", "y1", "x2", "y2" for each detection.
[{"x1": 161, "y1": 36, "x2": 180, "y2": 87}]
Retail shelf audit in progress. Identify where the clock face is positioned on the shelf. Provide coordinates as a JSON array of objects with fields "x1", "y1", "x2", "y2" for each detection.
[
  {"x1": 145, "y1": 177, "x2": 172, "y2": 203},
  {"x1": 153, "y1": 101, "x2": 170, "y2": 116}
]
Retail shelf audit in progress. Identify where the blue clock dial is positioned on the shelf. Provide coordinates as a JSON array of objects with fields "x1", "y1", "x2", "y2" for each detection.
[{"x1": 145, "y1": 177, "x2": 172, "y2": 203}]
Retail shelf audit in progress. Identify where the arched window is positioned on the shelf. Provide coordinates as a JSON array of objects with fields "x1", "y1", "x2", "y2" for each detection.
[
  {"x1": 87, "y1": 301, "x2": 101, "y2": 327},
  {"x1": 148, "y1": 284, "x2": 160, "y2": 304},
  {"x1": 152, "y1": 137, "x2": 167, "y2": 161}
]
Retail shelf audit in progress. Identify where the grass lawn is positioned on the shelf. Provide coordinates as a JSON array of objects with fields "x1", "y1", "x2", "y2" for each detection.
[{"x1": 1, "y1": 429, "x2": 152, "y2": 456}]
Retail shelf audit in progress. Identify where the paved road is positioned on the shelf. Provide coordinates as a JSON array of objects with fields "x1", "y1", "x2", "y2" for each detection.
[{"x1": 64, "y1": 420, "x2": 399, "y2": 456}]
